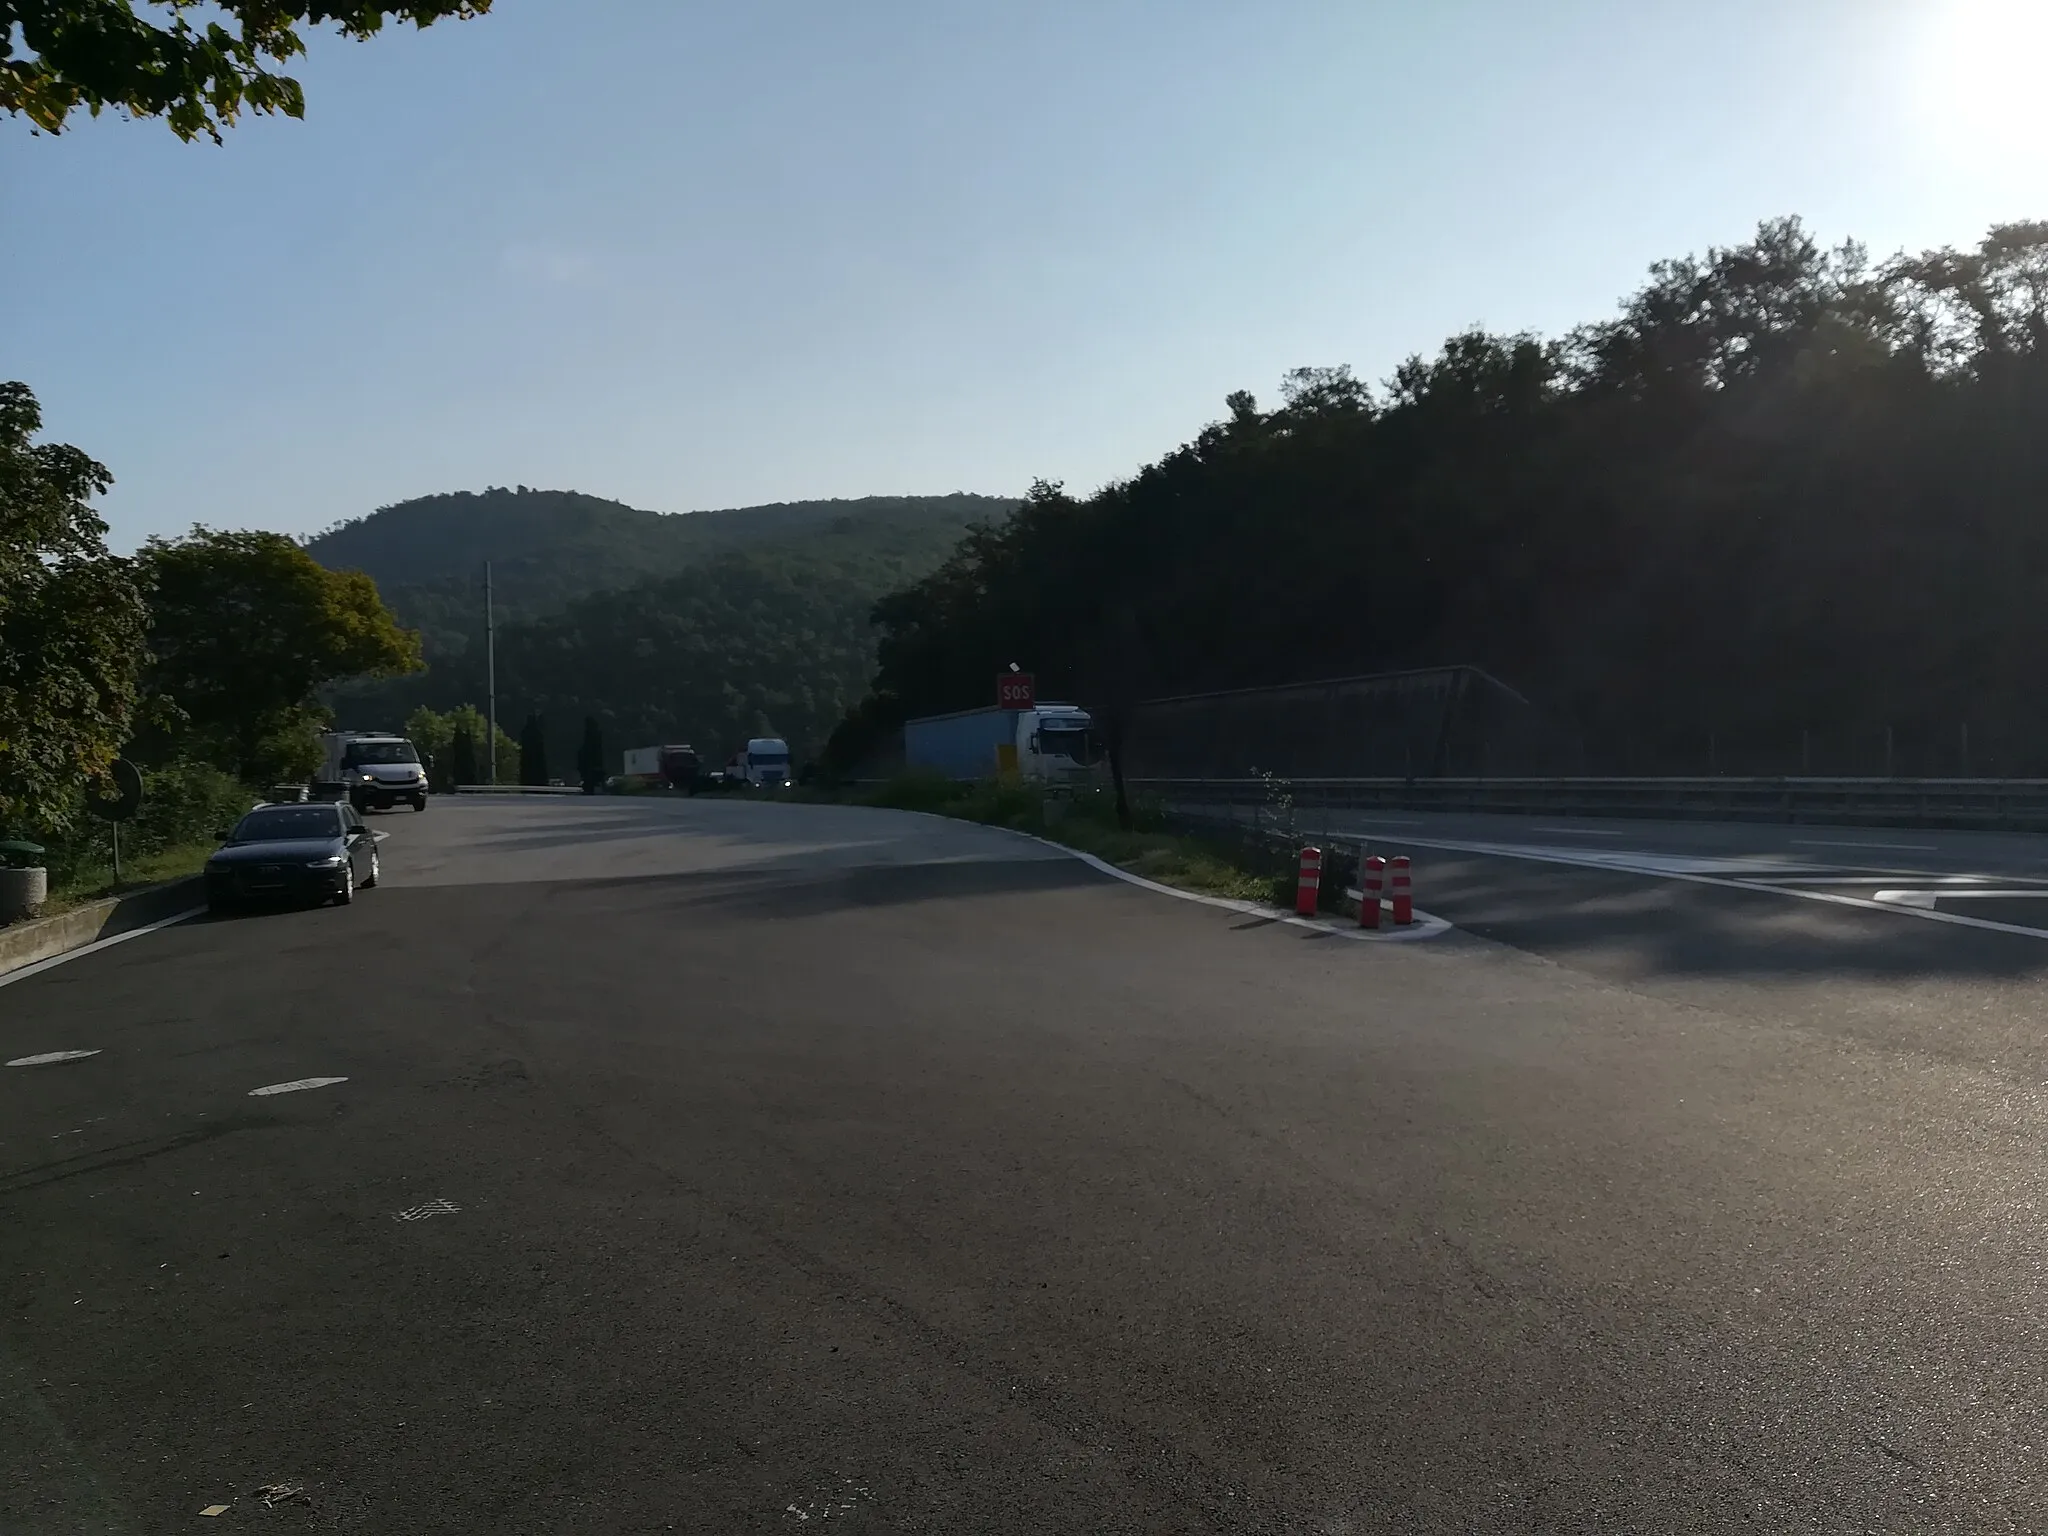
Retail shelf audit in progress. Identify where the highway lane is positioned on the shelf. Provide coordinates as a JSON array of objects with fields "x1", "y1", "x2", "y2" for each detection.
[{"x1": 7, "y1": 795, "x2": 2048, "y2": 1531}]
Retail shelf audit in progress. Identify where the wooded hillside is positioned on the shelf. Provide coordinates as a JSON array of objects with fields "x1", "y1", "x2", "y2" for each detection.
[{"x1": 834, "y1": 218, "x2": 2048, "y2": 779}]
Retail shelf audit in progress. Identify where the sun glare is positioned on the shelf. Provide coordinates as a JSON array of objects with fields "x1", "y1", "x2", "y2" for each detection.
[{"x1": 1909, "y1": 0, "x2": 2048, "y2": 154}]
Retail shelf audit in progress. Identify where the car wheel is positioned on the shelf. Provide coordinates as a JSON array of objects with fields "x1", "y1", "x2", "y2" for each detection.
[
  {"x1": 334, "y1": 862, "x2": 354, "y2": 906},
  {"x1": 411, "y1": 794, "x2": 427, "y2": 812},
  {"x1": 363, "y1": 849, "x2": 379, "y2": 888},
  {"x1": 207, "y1": 895, "x2": 237, "y2": 918}
]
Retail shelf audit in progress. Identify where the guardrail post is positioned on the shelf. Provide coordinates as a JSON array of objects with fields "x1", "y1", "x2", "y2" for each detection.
[
  {"x1": 1390, "y1": 856, "x2": 1412, "y2": 925},
  {"x1": 1359, "y1": 855, "x2": 1385, "y2": 929},
  {"x1": 1295, "y1": 846, "x2": 1322, "y2": 917}
]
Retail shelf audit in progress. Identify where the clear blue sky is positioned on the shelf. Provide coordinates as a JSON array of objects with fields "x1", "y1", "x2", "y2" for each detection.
[{"x1": 4, "y1": 0, "x2": 2040, "y2": 550}]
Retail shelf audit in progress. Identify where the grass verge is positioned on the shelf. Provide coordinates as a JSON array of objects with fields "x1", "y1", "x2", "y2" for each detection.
[
  {"x1": 847, "y1": 770, "x2": 1294, "y2": 905},
  {"x1": 35, "y1": 842, "x2": 215, "y2": 920}
]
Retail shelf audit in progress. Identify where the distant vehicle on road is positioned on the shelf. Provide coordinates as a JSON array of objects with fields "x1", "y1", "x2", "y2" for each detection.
[
  {"x1": 906, "y1": 705, "x2": 1101, "y2": 782},
  {"x1": 729, "y1": 737, "x2": 792, "y2": 788},
  {"x1": 622, "y1": 744, "x2": 701, "y2": 792},
  {"x1": 313, "y1": 731, "x2": 428, "y2": 813},
  {"x1": 203, "y1": 802, "x2": 378, "y2": 913}
]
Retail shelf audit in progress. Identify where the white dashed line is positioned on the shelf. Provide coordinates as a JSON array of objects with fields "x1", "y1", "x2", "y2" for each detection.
[
  {"x1": 5, "y1": 1049, "x2": 102, "y2": 1067},
  {"x1": 247, "y1": 1076, "x2": 348, "y2": 1097}
]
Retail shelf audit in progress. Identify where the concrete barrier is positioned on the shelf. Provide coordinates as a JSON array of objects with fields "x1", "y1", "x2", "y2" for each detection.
[{"x1": 0, "y1": 876, "x2": 205, "y2": 981}]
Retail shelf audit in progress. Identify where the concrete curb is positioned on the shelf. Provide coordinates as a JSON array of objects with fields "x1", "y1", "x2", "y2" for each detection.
[{"x1": 0, "y1": 876, "x2": 205, "y2": 982}]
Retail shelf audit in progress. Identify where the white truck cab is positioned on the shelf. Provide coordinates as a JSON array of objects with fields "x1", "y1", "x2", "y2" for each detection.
[{"x1": 732, "y1": 737, "x2": 793, "y2": 788}]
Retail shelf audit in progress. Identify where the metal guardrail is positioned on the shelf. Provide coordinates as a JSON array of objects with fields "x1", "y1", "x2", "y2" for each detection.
[
  {"x1": 1131, "y1": 776, "x2": 2048, "y2": 833},
  {"x1": 452, "y1": 784, "x2": 586, "y2": 795}
]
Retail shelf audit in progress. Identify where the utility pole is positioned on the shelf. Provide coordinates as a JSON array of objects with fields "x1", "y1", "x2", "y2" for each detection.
[{"x1": 486, "y1": 561, "x2": 497, "y2": 785}]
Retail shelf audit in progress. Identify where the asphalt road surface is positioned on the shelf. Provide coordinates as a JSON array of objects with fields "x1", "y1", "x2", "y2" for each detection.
[{"x1": 8, "y1": 795, "x2": 2048, "y2": 1532}]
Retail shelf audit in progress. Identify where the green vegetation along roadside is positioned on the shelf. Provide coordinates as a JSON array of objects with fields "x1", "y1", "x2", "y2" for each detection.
[{"x1": 845, "y1": 771, "x2": 1294, "y2": 906}]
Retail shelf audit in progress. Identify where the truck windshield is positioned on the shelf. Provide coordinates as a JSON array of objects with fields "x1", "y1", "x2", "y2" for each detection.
[
  {"x1": 755, "y1": 755, "x2": 790, "y2": 769},
  {"x1": 1038, "y1": 726, "x2": 1100, "y2": 765},
  {"x1": 344, "y1": 741, "x2": 419, "y2": 765}
]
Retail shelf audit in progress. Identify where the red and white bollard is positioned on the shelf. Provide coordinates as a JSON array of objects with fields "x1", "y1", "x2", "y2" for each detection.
[
  {"x1": 1295, "y1": 846, "x2": 1323, "y2": 917},
  {"x1": 1359, "y1": 855, "x2": 1386, "y2": 929},
  {"x1": 1390, "y1": 855, "x2": 1413, "y2": 926}
]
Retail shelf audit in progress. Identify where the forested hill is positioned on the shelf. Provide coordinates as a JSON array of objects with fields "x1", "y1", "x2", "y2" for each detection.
[
  {"x1": 321, "y1": 487, "x2": 1016, "y2": 766},
  {"x1": 308, "y1": 488, "x2": 1012, "y2": 660},
  {"x1": 831, "y1": 217, "x2": 2048, "y2": 779}
]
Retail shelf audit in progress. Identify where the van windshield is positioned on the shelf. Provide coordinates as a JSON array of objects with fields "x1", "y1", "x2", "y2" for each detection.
[{"x1": 344, "y1": 740, "x2": 419, "y2": 765}]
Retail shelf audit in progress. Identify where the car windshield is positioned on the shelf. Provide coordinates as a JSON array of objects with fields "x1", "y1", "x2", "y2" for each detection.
[
  {"x1": 344, "y1": 740, "x2": 418, "y2": 765},
  {"x1": 231, "y1": 807, "x2": 341, "y2": 842},
  {"x1": 756, "y1": 754, "x2": 790, "y2": 767}
]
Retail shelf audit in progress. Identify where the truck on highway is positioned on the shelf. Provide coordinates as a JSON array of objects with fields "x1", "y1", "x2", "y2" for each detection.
[
  {"x1": 622, "y1": 744, "x2": 701, "y2": 792},
  {"x1": 904, "y1": 704, "x2": 1101, "y2": 782},
  {"x1": 313, "y1": 731, "x2": 429, "y2": 813},
  {"x1": 728, "y1": 737, "x2": 793, "y2": 789}
]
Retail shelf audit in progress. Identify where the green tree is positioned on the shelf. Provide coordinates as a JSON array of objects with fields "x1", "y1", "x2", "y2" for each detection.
[
  {"x1": 576, "y1": 715, "x2": 605, "y2": 793},
  {"x1": 404, "y1": 703, "x2": 454, "y2": 790},
  {"x1": 3, "y1": 2, "x2": 494, "y2": 142},
  {"x1": 448, "y1": 723, "x2": 477, "y2": 788},
  {"x1": 435, "y1": 702, "x2": 514, "y2": 783},
  {"x1": 518, "y1": 712, "x2": 549, "y2": 786},
  {"x1": 139, "y1": 526, "x2": 421, "y2": 783},
  {"x1": 0, "y1": 381, "x2": 149, "y2": 835}
]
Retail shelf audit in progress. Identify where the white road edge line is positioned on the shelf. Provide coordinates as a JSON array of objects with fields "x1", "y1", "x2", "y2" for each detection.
[
  {"x1": 1381, "y1": 835, "x2": 2048, "y2": 941},
  {"x1": 5, "y1": 1049, "x2": 102, "y2": 1067},
  {"x1": 0, "y1": 905, "x2": 207, "y2": 990},
  {"x1": 998, "y1": 826, "x2": 1451, "y2": 942}
]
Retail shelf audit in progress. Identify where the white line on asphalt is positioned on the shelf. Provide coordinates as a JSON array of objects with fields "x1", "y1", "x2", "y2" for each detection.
[
  {"x1": 1529, "y1": 827, "x2": 1628, "y2": 837},
  {"x1": 1791, "y1": 838, "x2": 1937, "y2": 851},
  {"x1": 0, "y1": 905, "x2": 207, "y2": 989},
  {"x1": 1377, "y1": 835, "x2": 2048, "y2": 941},
  {"x1": 247, "y1": 1077, "x2": 348, "y2": 1097},
  {"x1": 5, "y1": 1050, "x2": 102, "y2": 1067},
  {"x1": 1874, "y1": 890, "x2": 2048, "y2": 907}
]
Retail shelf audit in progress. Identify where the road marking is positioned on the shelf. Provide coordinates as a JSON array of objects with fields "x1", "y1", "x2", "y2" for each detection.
[
  {"x1": 1791, "y1": 838, "x2": 1937, "y2": 852},
  {"x1": 0, "y1": 905, "x2": 206, "y2": 989},
  {"x1": 1874, "y1": 889, "x2": 2048, "y2": 908},
  {"x1": 1529, "y1": 826, "x2": 1628, "y2": 837},
  {"x1": 394, "y1": 1199, "x2": 461, "y2": 1221},
  {"x1": 1377, "y1": 835, "x2": 2048, "y2": 941},
  {"x1": 5, "y1": 1050, "x2": 101, "y2": 1067},
  {"x1": 247, "y1": 1076, "x2": 348, "y2": 1097}
]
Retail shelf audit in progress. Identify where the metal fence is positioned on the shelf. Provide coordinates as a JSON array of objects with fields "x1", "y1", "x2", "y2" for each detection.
[
  {"x1": 1122, "y1": 665, "x2": 1583, "y2": 781},
  {"x1": 1135, "y1": 775, "x2": 2048, "y2": 833}
]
